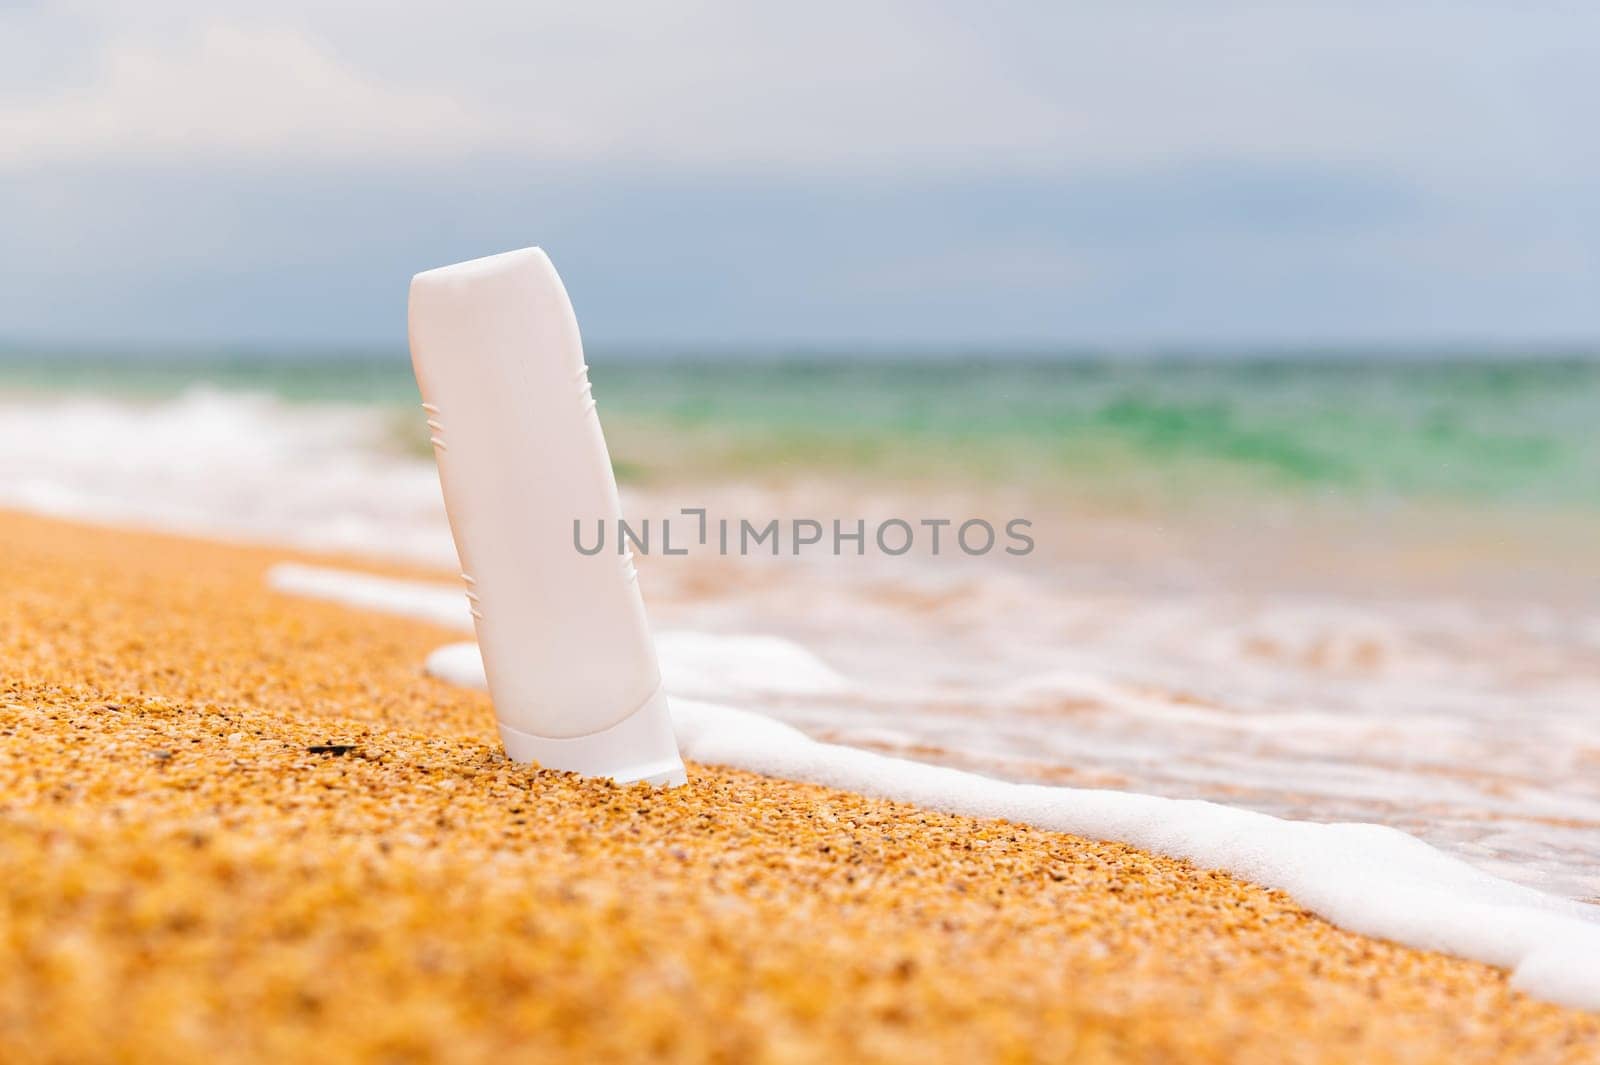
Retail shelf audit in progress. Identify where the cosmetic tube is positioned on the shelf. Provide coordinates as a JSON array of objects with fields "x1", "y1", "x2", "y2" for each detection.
[{"x1": 408, "y1": 247, "x2": 685, "y2": 786}]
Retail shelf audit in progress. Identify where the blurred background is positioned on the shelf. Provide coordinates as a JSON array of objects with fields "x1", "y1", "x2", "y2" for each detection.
[{"x1": 3, "y1": 3, "x2": 1599, "y2": 898}]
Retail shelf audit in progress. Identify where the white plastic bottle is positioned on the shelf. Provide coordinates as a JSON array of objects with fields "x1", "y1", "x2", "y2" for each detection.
[{"x1": 408, "y1": 247, "x2": 686, "y2": 786}]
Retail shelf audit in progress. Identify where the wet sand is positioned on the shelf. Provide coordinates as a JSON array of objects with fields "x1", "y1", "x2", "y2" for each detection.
[{"x1": 0, "y1": 511, "x2": 1595, "y2": 1063}]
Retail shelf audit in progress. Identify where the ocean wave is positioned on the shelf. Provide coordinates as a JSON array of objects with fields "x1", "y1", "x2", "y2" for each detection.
[{"x1": 0, "y1": 387, "x2": 456, "y2": 564}]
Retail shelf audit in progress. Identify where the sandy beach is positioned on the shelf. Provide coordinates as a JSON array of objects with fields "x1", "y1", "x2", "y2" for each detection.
[{"x1": 1, "y1": 510, "x2": 1595, "y2": 1063}]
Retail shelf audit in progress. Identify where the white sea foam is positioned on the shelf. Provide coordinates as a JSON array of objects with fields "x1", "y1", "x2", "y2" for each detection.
[
  {"x1": 270, "y1": 563, "x2": 471, "y2": 631},
  {"x1": 0, "y1": 389, "x2": 456, "y2": 564},
  {"x1": 655, "y1": 632, "x2": 848, "y2": 697},
  {"x1": 272, "y1": 561, "x2": 1600, "y2": 1011},
  {"x1": 424, "y1": 642, "x2": 487, "y2": 688},
  {"x1": 665, "y1": 698, "x2": 1600, "y2": 1011}
]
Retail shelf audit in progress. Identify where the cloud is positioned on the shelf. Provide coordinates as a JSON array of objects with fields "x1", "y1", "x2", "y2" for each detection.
[
  {"x1": 0, "y1": 24, "x2": 492, "y2": 165},
  {"x1": 5, "y1": 3, "x2": 1592, "y2": 177},
  {"x1": 2, "y1": 3, "x2": 1599, "y2": 346},
  {"x1": 1, "y1": 5, "x2": 1061, "y2": 171}
]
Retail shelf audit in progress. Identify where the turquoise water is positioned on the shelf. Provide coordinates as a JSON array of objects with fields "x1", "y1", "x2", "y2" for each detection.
[{"x1": 1, "y1": 352, "x2": 1596, "y2": 509}]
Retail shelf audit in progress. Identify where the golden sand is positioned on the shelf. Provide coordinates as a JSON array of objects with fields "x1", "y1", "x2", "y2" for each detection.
[{"x1": 0, "y1": 512, "x2": 1595, "y2": 1063}]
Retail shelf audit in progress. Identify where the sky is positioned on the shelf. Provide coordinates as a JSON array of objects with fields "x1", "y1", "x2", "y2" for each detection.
[{"x1": 2, "y1": 2, "x2": 1599, "y2": 351}]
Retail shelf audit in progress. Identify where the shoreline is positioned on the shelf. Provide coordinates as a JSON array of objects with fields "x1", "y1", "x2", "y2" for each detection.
[{"x1": 1, "y1": 510, "x2": 1597, "y2": 1061}]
